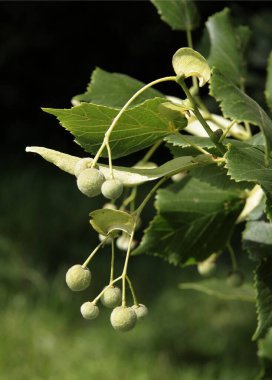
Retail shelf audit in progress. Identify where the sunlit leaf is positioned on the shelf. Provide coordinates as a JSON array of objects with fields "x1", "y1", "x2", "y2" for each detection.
[
  {"x1": 43, "y1": 98, "x2": 178, "y2": 159},
  {"x1": 72, "y1": 67, "x2": 163, "y2": 107}
]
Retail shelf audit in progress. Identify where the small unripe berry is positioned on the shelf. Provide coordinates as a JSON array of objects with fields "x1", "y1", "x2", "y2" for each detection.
[
  {"x1": 227, "y1": 270, "x2": 244, "y2": 287},
  {"x1": 110, "y1": 306, "x2": 137, "y2": 332},
  {"x1": 74, "y1": 157, "x2": 93, "y2": 177},
  {"x1": 65, "y1": 264, "x2": 91, "y2": 291},
  {"x1": 80, "y1": 302, "x2": 99, "y2": 320},
  {"x1": 101, "y1": 179, "x2": 124, "y2": 200},
  {"x1": 132, "y1": 304, "x2": 148, "y2": 319},
  {"x1": 77, "y1": 168, "x2": 105, "y2": 197},
  {"x1": 98, "y1": 234, "x2": 112, "y2": 245},
  {"x1": 103, "y1": 203, "x2": 117, "y2": 210},
  {"x1": 171, "y1": 171, "x2": 187, "y2": 183},
  {"x1": 101, "y1": 286, "x2": 122, "y2": 308},
  {"x1": 197, "y1": 260, "x2": 216, "y2": 277},
  {"x1": 116, "y1": 233, "x2": 137, "y2": 251}
]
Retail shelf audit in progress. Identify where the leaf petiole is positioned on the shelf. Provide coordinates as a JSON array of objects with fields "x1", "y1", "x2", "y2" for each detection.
[
  {"x1": 91, "y1": 76, "x2": 177, "y2": 167},
  {"x1": 176, "y1": 77, "x2": 226, "y2": 155}
]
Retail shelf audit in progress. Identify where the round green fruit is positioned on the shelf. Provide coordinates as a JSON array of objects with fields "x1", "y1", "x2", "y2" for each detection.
[
  {"x1": 227, "y1": 270, "x2": 244, "y2": 287},
  {"x1": 132, "y1": 304, "x2": 148, "y2": 319},
  {"x1": 110, "y1": 306, "x2": 137, "y2": 332},
  {"x1": 65, "y1": 264, "x2": 91, "y2": 291},
  {"x1": 101, "y1": 179, "x2": 124, "y2": 200},
  {"x1": 80, "y1": 302, "x2": 99, "y2": 320},
  {"x1": 98, "y1": 234, "x2": 112, "y2": 245},
  {"x1": 103, "y1": 203, "x2": 117, "y2": 210},
  {"x1": 171, "y1": 171, "x2": 187, "y2": 183},
  {"x1": 116, "y1": 233, "x2": 137, "y2": 251},
  {"x1": 74, "y1": 157, "x2": 93, "y2": 177},
  {"x1": 101, "y1": 286, "x2": 122, "y2": 308},
  {"x1": 197, "y1": 260, "x2": 216, "y2": 277},
  {"x1": 77, "y1": 168, "x2": 105, "y2": 197}
]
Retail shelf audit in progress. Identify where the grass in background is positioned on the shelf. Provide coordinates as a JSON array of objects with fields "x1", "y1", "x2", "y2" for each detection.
[
  {"x1": 0, "y1": 269, "x2": 258, "y2": 380},
  {"x1": 0, "y1": 168, "x2": 259, "y2": 379}
]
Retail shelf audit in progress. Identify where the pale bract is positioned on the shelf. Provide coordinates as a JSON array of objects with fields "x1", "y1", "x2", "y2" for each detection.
[
  {"x1": 172, "y1": 47, "x2": 211, "y2": 87},
  {"x1": 90, "y1": 209, "x2": 135, "y2": 236},
  {"x1": 26, "y1": 146, "x2": 213, "y2": 186}
]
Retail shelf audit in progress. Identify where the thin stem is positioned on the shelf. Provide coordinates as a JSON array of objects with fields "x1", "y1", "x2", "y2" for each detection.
[
  {"x1": 106, "y1": 142, "x2": 114, "y2": 178},
  {"x1": 120, "y1": 186, "x2": 138, "y2": 211},
  {"x1": 176, "y1": 77, "x2": 225, "y2": 154},
  {"x1": 186, "y1": 30, "x2": 198, "y2": 93},
  {"x1": 207, "y1": 114, "x2": 249, "y2": 141},
  {"x1": 82, "y1": 240, "x2": 106, "y2": 268},
  {"x1": 93, "y1": 275, "x2": 122, "y2": 304},
  {"x1": 219, "y1": 119, "x2": 237, "y2": 143},
  {"x1": 142, "y1": 140, "x2": 162, "y2": 163},
  {"x1": 121, "y1": 228, "x2": 136, "y2": 307},
  {"x1": 135, "y1": 177, "x2": 167, "y2": 217},
  {"x1": 130, "y1": 187, "x2": 137, "y2": 212},
  {"x1": 186, "y1": 29, "x2": 194, "y2": 49},
  {"x1": 126, "y1": 275, "x2": 139, "y2": 305},
  {"x1": 244, "y1": 122, "x2": 252, "y2": 138},
  {"x1": 227, "y1": 242, "x2": 238, "y2": 271},
  {"x1": 91, "y1": 76, "x2": 177, "y2": 167},
  {"x1": 110, "y1": 239, "x2": 115, "y2": 283}
]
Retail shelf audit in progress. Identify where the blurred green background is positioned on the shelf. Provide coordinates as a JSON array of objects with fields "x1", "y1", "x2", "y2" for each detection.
[{"x1": 1, "y1": 1, "x2": 272, "y2": 379}]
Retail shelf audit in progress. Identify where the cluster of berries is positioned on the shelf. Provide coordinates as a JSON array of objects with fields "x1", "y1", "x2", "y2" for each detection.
[
  {"x1": 75, "y1": 158, "x2": 123, "y2": 200},
  {"x1": 65, "y1": 264, "x2": 148, "y2": 332}
]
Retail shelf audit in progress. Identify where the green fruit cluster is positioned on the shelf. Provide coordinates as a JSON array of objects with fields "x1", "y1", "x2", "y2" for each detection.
[{"x1": 74, "y1": 158, "x2": 124, "y2": 200}]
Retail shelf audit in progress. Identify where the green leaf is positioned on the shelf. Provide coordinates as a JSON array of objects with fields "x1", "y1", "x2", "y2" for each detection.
[
  {"x1": 165, "y1": 134, "x2": 219, "y2": 149},
  {"x1": 253, "y1": 257, "x2": 272, "y2": 340},
  {"x1": 210, "y1": 69, "x2": 272, "y2": 162},
  {"x1": 26, "y1": 146, "x2": 213, "y2": 186},
  {"x1": 158, "y1": 102, "x2": 189, "y2": 129},
  {"x1": 43, "y1": 98, "x2": 181, "y2": 159},
  {"x1": 259, "y1": 329, "x2": 272, "y2": 360},
  {"x1": 179, "y1": 279, "x2": 255, "y2": 302},
  {"x1": 72, "y1": 68, "x2": 163, "y2": 108},
  {"x1": 190, "y1": 164, "x2": 251, "y2": 192},
  {"x1": 172, "y1": 48, "x2": 211, "y2": 87},
  {"x1": 151, "y1": 0, "x2": 200, "y2": 31},
  {"x1": 225, "y1": 144, "x2": 272, "y2": 193},
  {"x1": 257, "y1": 329, "x2": 272, "y2": 380},
  {"x1": 265, "y1": 52, "x2": 272, "y2": 112},
  {"x1": 89, "y1": 209, "x2": 135, "y2": 236},
  {"x1": 243, "y1": 221, "x2": 272, "y2": 258},
  {"x1": 133, "y1": 177, "x2": 244, "y2": 266},
  {"x1": 206, "y1": 8, "x2": 250, "y2": 86}
]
